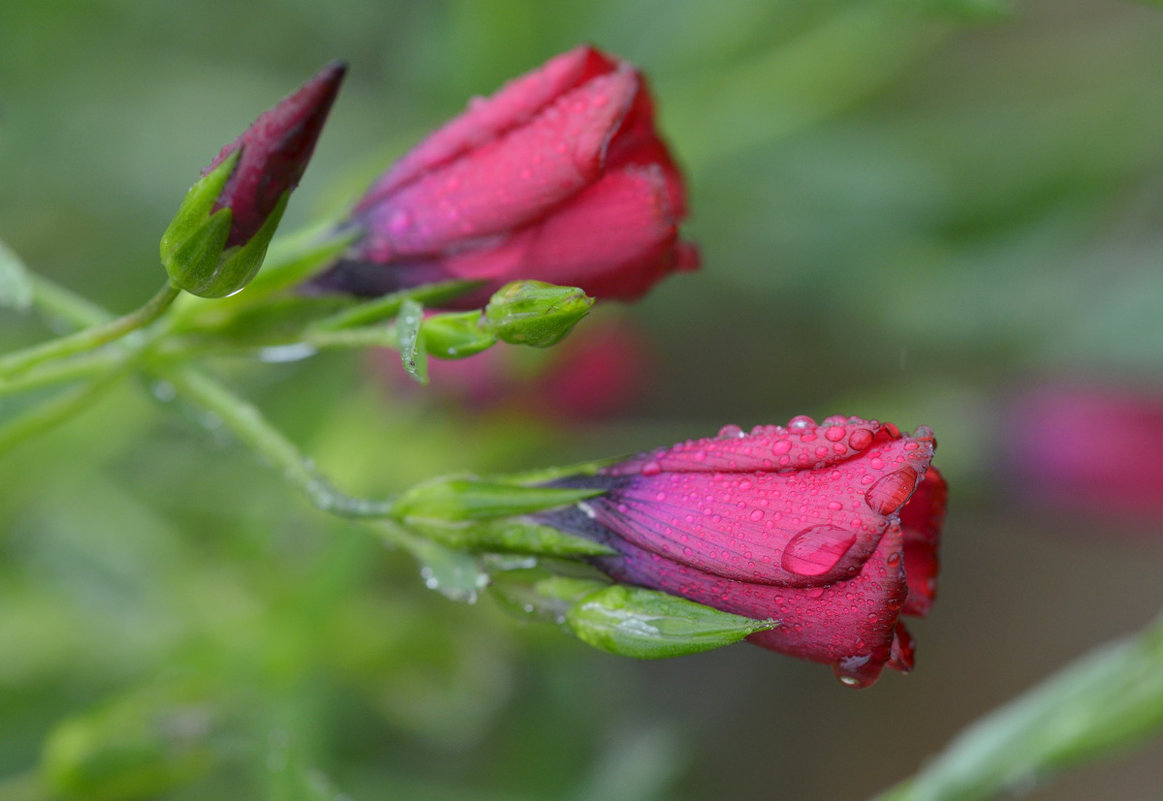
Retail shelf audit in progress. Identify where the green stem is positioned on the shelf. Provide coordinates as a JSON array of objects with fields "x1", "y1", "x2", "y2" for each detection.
[
  {"x1": 0, "y1": 371, "x2": 126, "y2": 453},
  {"x1": 28, "y1": 273, "x2": 112, "y2": 328},
  {"x1": 0, "y1": 281, "x2": 180, "y2": 378},
  {"x1": 0, "y1": 348, "x2": 127, "y2": 398},
  {"x1": 159, "y1": 365, "x2": 397, "y2": 518}
]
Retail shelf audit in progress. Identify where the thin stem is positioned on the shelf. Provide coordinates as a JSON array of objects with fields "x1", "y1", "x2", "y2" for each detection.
[
  {"x1": 27, "y1": 273, "x2": 112, "y2": 328},
  {"x1": 0, "y1": 371, "x2": 126, "y2": 454},
  {"x1": 0, "y1": 281, "x2": 180, "y2": 378},
  {"x1": 159, "y1": 365, "x2": 397, "y2": 519},
  {"x1": 0, "y1": 348, "x2": 127, "y2": 398}
]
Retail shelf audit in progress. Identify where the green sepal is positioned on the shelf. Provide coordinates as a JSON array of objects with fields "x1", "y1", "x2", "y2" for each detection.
[
  {"x1": 422, "y1": 311, "x2": 497, "y2": 359},
  {"x1": 396, "y1": 298, "x2": 427, "y2": 384},
  {"x1": 393, "y1": 476, "x2": 604, "y2": 522},
  {"x1": 405, "y1": 517, "x2": 615, "y2": 557},
  {"x1": 490, "y1": 575, "x2": 612, "y2": 623},
  {"x1": 566, "y1": 585, "x2": 776, "y2": 660},
  {"x1": 482, "y1": 280, "x2": 593, "y2": 348},
  {"x1": 195, "y1": 190, "x2": 289, "y2": 298}
]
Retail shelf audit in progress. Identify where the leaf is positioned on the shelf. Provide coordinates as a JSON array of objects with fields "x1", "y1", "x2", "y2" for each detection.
[
  {"x1": 0, "y1": 238, "x2": 34, "y2": 311},
  {"x1": 396, "y1": 298, "x2": 427, "y2": 384}
]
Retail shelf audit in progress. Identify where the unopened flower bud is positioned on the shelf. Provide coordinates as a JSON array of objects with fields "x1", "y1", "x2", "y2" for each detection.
[
  {"x1": 161, "y1": 62, "x2": 345, "y2": 297},
  {"x1": 482, "y1": 281, "x2": 592, "y2": 347}
]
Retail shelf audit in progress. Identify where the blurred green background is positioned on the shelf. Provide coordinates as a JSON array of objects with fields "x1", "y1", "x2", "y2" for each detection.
[{"x1": 2, "y1": 1, "x2": 1162, "y2": 799}]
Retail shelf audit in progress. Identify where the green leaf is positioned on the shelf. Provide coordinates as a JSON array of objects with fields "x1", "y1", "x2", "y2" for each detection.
[
  {"x1": 566, "y1": 585, "x2": 776, "y2": 660},
  {"x1": 874, "y1": 611, "x2": 1163, "y2": 801},
  {"x1": 394, "y1": 477, "x2": 603, "y2": 522},
  {"x1": 0, "y1": 238, "x2": 34, "y2": 311},
  {"x1": 404, "y1": 536, "x2": 489, "y2": 603},
  {"x1": 396, "y1": 298, "x2": 427, "y2": 384}
]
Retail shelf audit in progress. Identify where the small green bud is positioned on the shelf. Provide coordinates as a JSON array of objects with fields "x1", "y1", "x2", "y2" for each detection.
[
  {"x1": 422, "y1": 311, "x2": 497, "y2": 359},
  {"x1": 483, "y1": 280, "x2": 593, "y2": 347},
  {"x1": 566, "y1": 585, "x2": 776, "y2": 659},
  {"x1": 393, "y1": 476, "x2": 603, "y2": 522}
]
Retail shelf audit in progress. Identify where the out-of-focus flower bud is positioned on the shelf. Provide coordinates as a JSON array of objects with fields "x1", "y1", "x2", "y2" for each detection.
[
  {"x1": 538, "y1": 416, "x2": 947, "y2": 687},
  {"x1": 1004, "y1": 382, "x2": 1163, "y2": 524},
  {"x1": 421, "y1": 311, "x2": 497, "y2": 359},
  {"x1": 312, "y1": 45, "x2": 697, "y2": 306},
  {"x1": 565, "y1": 584, "x2": 776, "y2": 659},
  {"x1": 482, "y1": 281, "x2": 593, "y2": 348},
  {"x1": 161, "y1": 62, "x2": 345, "y2": 297}
]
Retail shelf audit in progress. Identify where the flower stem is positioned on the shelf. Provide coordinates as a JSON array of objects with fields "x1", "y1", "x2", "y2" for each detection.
[
  {"x1": 158, "y1": 365, "x2": 397, "y2": 518},
  {"x1": 0, "y1": 371, "x2": 126, "y2": 453},
  {"x1": 0, "y1": 281, "x2": 180, "y2": 378},
  {"x1": 0, "y1": 349, "x2": 128, "y2": 398}
]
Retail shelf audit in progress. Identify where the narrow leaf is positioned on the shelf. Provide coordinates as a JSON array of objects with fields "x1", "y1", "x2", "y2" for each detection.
[
  {"x1": 396, "y1": 298, "x2": 427, "y2": 384},
  {"x1": 0, "y1": 238, "x2": 34, "y2": 310}
]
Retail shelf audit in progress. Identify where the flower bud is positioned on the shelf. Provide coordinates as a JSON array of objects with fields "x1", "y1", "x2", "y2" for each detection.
[
  {"x1": 482, "y1": 281, "x2": 593, "y2": 348},
  {"x1": 421, "y1": 311, "x2": 497, "y2": 359},
  {"x1": 565, "y1": 584, "x2": 775, "y2": 659},
  {"x1": 161, "y1": 62, "x2": 345, "y2": 297}
]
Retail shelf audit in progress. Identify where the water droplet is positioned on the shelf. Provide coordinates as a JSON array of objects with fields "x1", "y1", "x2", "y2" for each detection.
[
  {"x1": 718, "y1": 424, "x2": 745, "y2": 438},
  {"x1": 865, "y1": 467, "x2": 919, "y2": 515},
  {"x1": 788, "y1": 415, "x2": 815, "y2": 430},
  {"x1": 848, "y1": 429, "x2": 874, "y2": 450},
  {"x1": 781, "y1": 525, "x2": 857, "y2": 576},
  {"x1": 641, "y1": 460, "x2": 662, "y2": 476},
  {"x1": 749, "y1": 509, "x2": 764, "y2": 522},
  {"x1": 824, "y1": 426, "x2": 846, "y2": 442},
  {"x1": 151, "y1": 381, "x2": 176, "y2": 402},
  {"x1": 772, "y1": 439, "x2": 792, "y2": 455}
]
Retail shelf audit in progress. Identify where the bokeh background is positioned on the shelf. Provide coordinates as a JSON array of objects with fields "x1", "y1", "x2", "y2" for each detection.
[{"x1": 2, "y1": 1, "x2": 1162, "y2": 799}]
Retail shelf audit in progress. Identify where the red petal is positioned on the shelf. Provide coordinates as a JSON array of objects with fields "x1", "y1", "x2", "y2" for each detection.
[
  {"x1": 597, "y1": 521, "x2": 909, "y2": 688},
  {"x1": 359, "y1": 46, "x2": 617, "y2": 206},
  {"x1": 435, "y1": 164, "x2": 680, "y2": 298},
  {"x1": 358, "y1": 66, "x2": 639, "y2": 259},
  {"x1": 606, "y1": 417, "x2": 907, "y2": 476},
  {"x1": 900, "y1": 466, "x2": 946, "y2": 617},
  {"x1": 887, "y1": 621, "x2": 916, "y2": 673}
]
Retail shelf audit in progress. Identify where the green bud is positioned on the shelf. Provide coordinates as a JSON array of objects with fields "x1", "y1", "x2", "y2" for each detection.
[
  {"x1": 482, "y1": 280, "x2": 593, "y2": 348},
  {"x1": 406, "y1": 517, "x2": 615, "y2": 557},
  {"x1": 565, "y1": 585, "x2": 776, "y2": 660},
  {"x1": 160, "y1": 153, "x2": 289, "y2": 298},
  {"x1": 40, "y1": 683, "x2": 221, "y2": 801},
  {"x1": 393, "y1": 476, "x2": 603, "y2": 522},
  {"x1": 422, "y1": 311, "x2": 497, "y2": 359}
]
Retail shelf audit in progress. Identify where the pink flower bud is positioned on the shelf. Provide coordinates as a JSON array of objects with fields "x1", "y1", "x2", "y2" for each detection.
[
  {"x1": 542, "y1": 417, "x2": 946, "y2": 687},
  {"x1": 206, "y1": 61, "x2": 346, "y2": 249},
  {"x1": 314, "y1": 45, "x2": 697, "y2": 304}
]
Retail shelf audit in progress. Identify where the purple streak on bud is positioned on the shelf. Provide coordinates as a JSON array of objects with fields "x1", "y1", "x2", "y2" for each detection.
[{"x1": 206, "y1": 61, "x2": 347, "y2": 248}]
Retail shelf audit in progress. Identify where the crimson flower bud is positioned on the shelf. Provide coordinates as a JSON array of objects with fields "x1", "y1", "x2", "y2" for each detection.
[
  {"x1": 540, "y1": 416, "x2": 947, "y2": 688},
  {"x1": 313, "y1": 45, "x2": 697, "y2": 306},
  {"x1": 161, "y1": 62, "x2": 345, "y2": 297}
]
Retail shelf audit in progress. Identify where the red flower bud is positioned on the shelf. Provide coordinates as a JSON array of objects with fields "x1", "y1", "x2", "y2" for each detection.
[
  {"x1": 314, "y1": 45, "x2": 697, "y2": 304},
  {"x1": 206, "y1": 61, "x2": 346, "y2": 249},
  {"x1": 543, "y1": 417, "x2": 947, "y2": 687}
]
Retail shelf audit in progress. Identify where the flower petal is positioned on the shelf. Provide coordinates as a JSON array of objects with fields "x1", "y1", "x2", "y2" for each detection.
[
  {"x1": 605, "y1": 417, "x2": 908, "y2": 476},
  {"x1": 435, "y1": 165, "x2": 679, "y2": 298},
  {"x1": 587, "y1": 432, "x2": 934, "y2": 587},
  {"x1": 358, "y1": 46, "x2": 619, "y2": 206},
  {"x1": 356, "y1": 66, "x2": 640, "y2": 260},
  {"x1": 900, "y1": 466, "x2": 947, "y2": 617},
  {"x1": 593, "y1": 521, "x2": 909, "y2": 688}
]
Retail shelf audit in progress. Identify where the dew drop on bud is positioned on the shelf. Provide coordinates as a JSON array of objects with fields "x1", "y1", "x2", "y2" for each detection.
[
  {"x1": 641, "y1": 461, "x2": 662, "y2": 476},
  {"x1": 781, "y1": 525, "x2": 857, "y2": 576},
  {"x1": 824, "y1": 426, "x2": 846, "y2": 442},
  {"x1": 864, "y1": 467, "x2": 919, "y2": 515},
  {"x1": 848, "y1": 429, "x2": 874, "y2": 450},
  {"x1": 788, "y1": 415, "x2": 815, "y2": 430},
  {"x1": 718, "y1": 424, "x2": 745, "y2": 438}
]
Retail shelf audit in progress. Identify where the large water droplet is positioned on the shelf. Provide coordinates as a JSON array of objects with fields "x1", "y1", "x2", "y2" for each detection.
[
  {"x1": 641, "y1": 460, "x2": 662, "y2": 476},
  {"x1": 781, "y1": 525, "x2": 857, "y2": 576},
  {"x1": 718, "y1": 424, "x2": 745, "y2": 438},
  {"x1": 865, "y1": 467, "x2": 918, "y2": 515}
]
